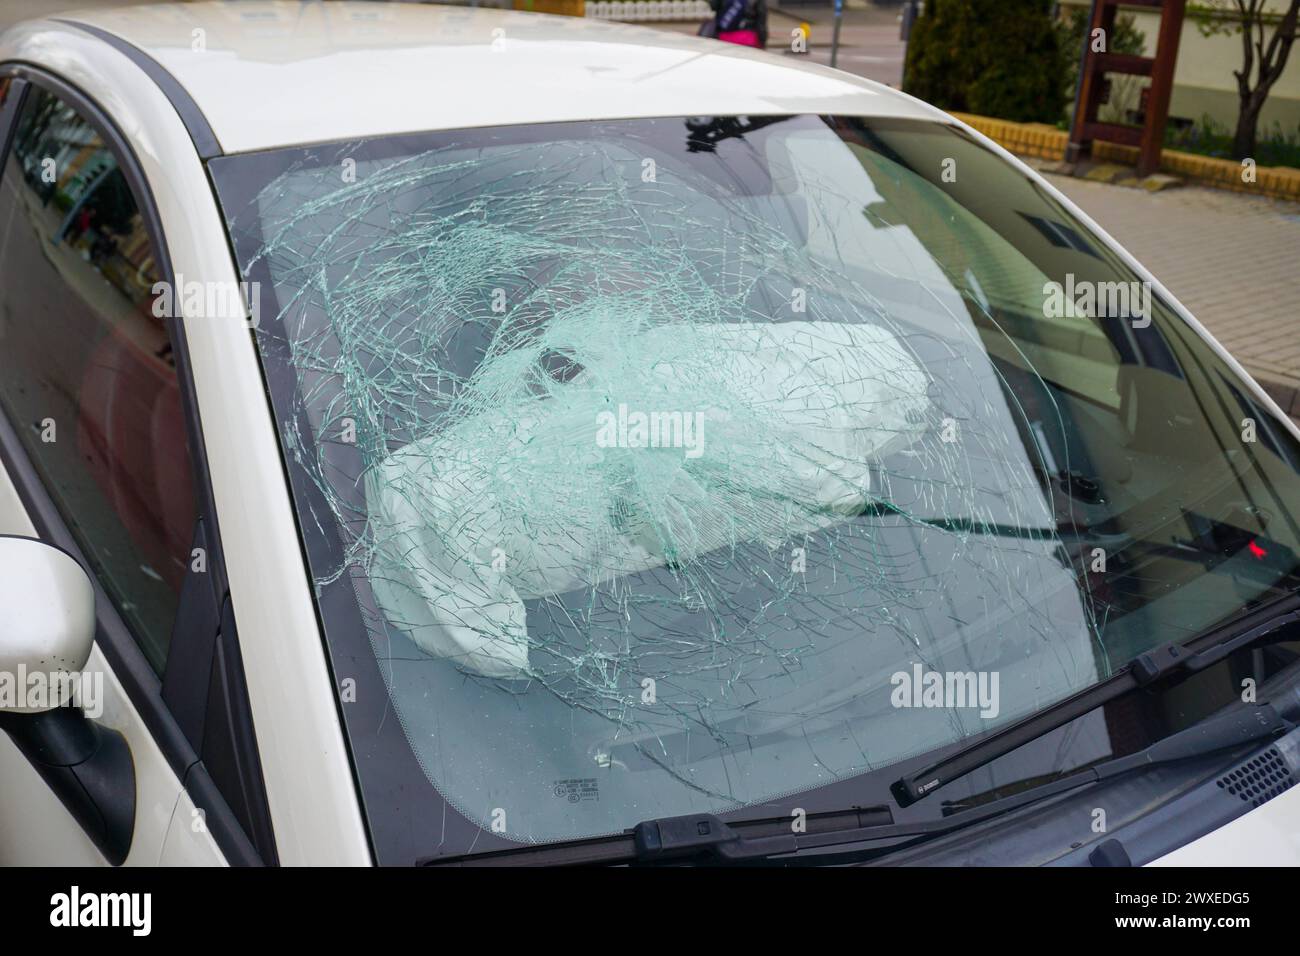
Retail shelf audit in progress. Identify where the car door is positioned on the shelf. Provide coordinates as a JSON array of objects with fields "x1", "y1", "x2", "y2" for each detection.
[{"x1": 0, "y1": 70, "x2": 275, "y2": 866}]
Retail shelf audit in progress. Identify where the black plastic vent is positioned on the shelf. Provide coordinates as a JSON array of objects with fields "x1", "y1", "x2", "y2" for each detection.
[{"x1": 1216, "y1": 748, "x2": 1295, "y2": 808}]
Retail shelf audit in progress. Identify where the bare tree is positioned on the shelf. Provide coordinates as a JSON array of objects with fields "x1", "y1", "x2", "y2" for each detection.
[{"x1": 1193, "y1": 1, "x2": 1300, "y2": 158}]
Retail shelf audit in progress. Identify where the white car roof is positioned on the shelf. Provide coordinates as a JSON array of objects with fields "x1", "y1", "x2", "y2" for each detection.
[{"x1": 44, "y1": 0, "x2": 943, "y2": 154}]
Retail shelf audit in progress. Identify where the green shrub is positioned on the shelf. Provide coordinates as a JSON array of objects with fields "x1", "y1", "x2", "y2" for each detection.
[
  {"x1": 1166, "y1": 114, "x2": 1300, "y2": 170},
  {"x1": 903, "y1": 0, "x2": 1067, "y2": 124}
]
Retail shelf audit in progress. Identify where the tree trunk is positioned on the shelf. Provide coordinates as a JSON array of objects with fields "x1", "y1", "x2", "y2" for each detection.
[{"x1": 1232, "y1": 89, "x2": 1265, "y2": 160}]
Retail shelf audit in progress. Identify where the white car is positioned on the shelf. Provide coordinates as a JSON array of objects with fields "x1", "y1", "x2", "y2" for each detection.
[{"x1": 1, "y1": 1, "x2": 1299, "y2": 867}]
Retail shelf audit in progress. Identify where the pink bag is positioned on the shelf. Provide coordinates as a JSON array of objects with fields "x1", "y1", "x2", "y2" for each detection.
[{"x1": 718, "y1": 29, "x2": 762, "y2": 48}]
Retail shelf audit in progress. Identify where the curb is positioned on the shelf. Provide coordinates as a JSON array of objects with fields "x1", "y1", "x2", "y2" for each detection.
[{"x1": 950, "y1": 112, "x2": 1300, "y2": 203}]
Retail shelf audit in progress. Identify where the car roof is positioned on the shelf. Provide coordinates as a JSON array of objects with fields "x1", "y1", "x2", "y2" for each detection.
[{"x1": 44, "y1": 0, "x2": 943, "y2": 155}]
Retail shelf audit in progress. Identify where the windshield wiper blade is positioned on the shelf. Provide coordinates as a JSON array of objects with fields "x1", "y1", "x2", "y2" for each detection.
[
  {"x1": 420, "y1": 806, "x2": 894, "y2": 867},
  {"x1": 643, "y1": 702, "x2": 1290, "y2": 864},
  {"x1": 892, "y1": 592, "x2": 1300, "y2": 807},
  {"x1": 423, "y1": 595, "x2": 1300, "y2": 867},
  {"x1": 940, "y1": 701, "x2": 1288, "y2": 815},
  {"x1": 424, "y1": 702, "x2": 1288, "y2": 867}
]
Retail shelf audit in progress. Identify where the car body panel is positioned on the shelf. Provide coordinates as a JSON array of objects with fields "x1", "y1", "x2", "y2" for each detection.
[
  {"x1": 0, "y1": 17, "x2": 370, "y2": 865},
  {"x1": 160, "y1": 788, "x2": 230, "y2": 866},
  {"x1": 1150, "y1": 784, "x2": 1300, "y2": 866},
  {"x1": 0, "y1": 450, "x2": 180, "y2": 865},
  {"x1": 55, "y1": 0, "x2": 940, "y2": 154}
]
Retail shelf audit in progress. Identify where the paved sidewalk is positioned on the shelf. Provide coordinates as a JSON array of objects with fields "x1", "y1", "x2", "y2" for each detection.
[{"x1": 1043, "y1": 174, "x2": 1300, "y2": 412}]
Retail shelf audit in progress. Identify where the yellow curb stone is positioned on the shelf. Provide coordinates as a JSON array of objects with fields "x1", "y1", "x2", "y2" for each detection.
[{"x1": 950, "y1": 111, "x2": 1300, "y2": 202}]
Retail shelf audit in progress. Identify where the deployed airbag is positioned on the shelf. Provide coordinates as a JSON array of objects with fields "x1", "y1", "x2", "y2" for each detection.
[{"x1": 366, "y1": 311, "x2": 930, "y2": 677}]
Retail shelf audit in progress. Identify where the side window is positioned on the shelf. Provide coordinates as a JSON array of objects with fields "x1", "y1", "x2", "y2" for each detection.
[{"x1": 0, "y1": 85, "x2": 196, "y2": 673}]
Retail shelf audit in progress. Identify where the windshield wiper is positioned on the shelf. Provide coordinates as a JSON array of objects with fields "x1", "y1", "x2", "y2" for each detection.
[
  {"x1": 420, "y1": 597, "x2": 1300, "y2": 868},
  {"x1": 633, "y1": 700, "x2": 1285, "y2": 862},
  {"x1": 891, "y1": 592, "x2": 1300, "y2": 807},
  {"x1": 421, "y1": 595, "x2": 1300, "y2": 868},
  {"x1": 422, "y1": 700, "x2": 1288, "y2": 867}
]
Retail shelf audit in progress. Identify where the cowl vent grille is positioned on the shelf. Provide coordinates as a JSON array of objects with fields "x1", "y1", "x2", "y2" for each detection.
[{"x1": 1216, "y1": 748, "x2": 1295, "y2": 809}]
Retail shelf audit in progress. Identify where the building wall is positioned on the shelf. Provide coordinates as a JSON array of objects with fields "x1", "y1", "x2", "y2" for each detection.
[{"x1": 1061, "y1": 0, "x2": 1300, "y2": 135}]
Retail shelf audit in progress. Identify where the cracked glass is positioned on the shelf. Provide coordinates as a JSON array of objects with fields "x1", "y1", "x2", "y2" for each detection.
[{"x1": 210, "y1": 115, "x2": 1300, "y2": 857}]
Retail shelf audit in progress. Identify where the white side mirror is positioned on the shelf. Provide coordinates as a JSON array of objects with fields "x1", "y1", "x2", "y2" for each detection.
[{"x1": 0, "y1": 536, "x2": 95, "y2": 713}]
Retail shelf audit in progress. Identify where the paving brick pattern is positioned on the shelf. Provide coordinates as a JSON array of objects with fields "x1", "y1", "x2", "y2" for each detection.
[{"x1": 1044, "y1": 174, "x2": 1300, "y2": 414}]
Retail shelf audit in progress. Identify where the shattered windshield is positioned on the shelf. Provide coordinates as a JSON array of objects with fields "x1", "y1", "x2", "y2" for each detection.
[{"x1": 210, "y1": 115, "x2": 1300, "y2": 860}]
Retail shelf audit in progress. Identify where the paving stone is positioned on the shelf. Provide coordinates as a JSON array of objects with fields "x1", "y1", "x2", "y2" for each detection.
[
  {"x1": 1139, "y1": 173, "x2": 1184, "y2": 192},
  {"x1": 1046, "y1": 173, "x2": 1300, "y2": 398},
  {"x1": 1082, "y1": 163, "x2": 1137, "y2": 185}
]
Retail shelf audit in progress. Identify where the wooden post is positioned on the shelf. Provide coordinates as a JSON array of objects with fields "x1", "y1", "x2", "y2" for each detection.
[
  {"x1": 1068, "y1": 0, "x2": 1117, "y2": 160},
  {"x1": 1066, "y1": 0, "x2": 1186, "y2": 178},
  {"x1": 1138, "y1": 0, "x2": 1186, "y2": 177},
  {"x1": 1065, "y1": 0, "x2": 1102, "y2": 163}
]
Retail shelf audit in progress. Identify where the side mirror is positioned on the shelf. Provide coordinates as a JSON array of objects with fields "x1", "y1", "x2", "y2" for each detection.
[
  {"x1": 0, "y1": 536, "x2": 95, "y2": 712},
  {"x1": 0, "y1": 535, "x2": 135, "y2": 864}
]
